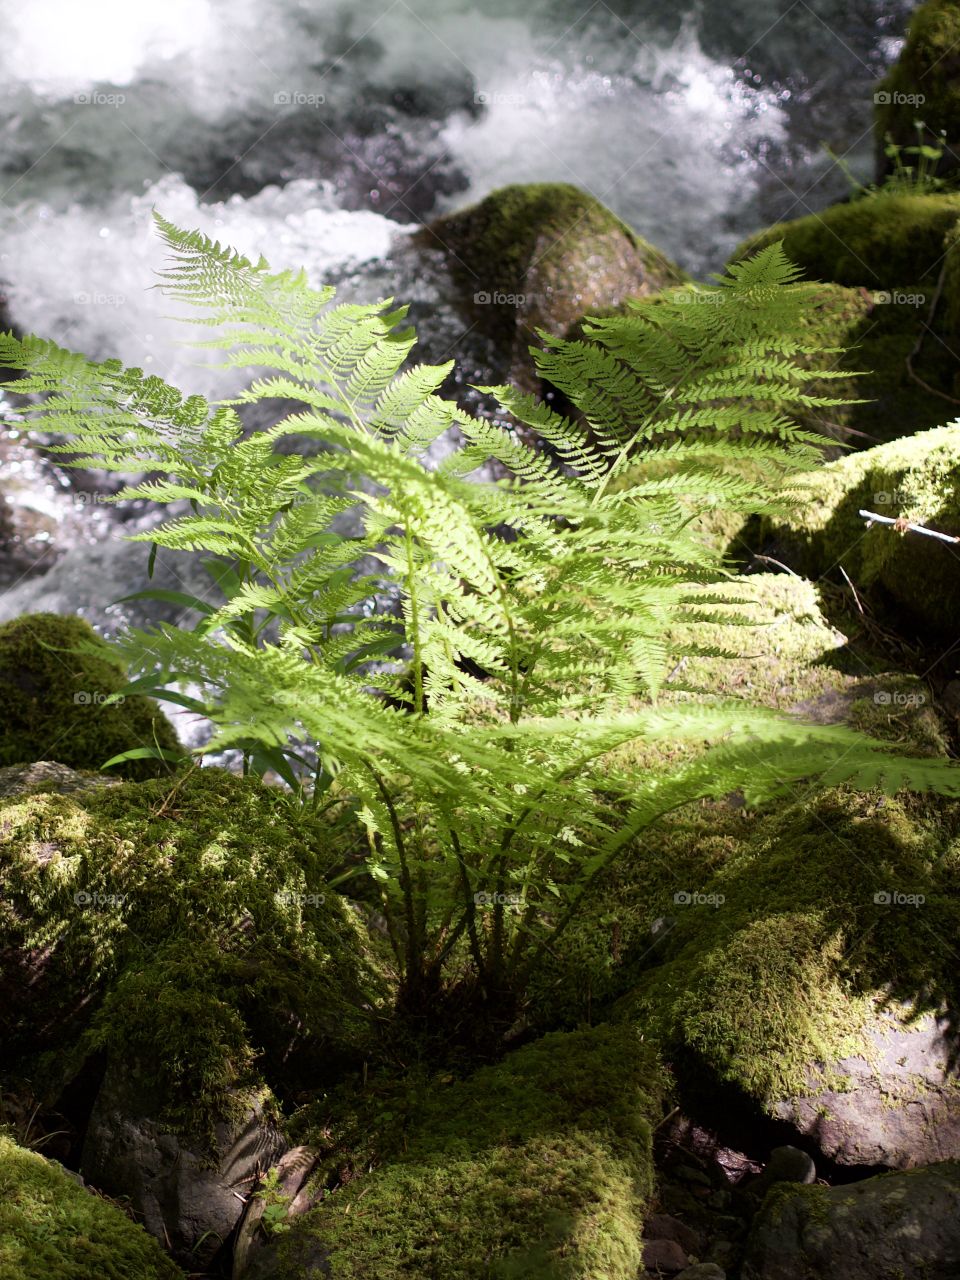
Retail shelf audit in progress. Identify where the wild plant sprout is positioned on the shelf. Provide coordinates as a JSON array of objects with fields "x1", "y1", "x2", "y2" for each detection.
[{"x1": 2, "y1": 216, "x2": 959, "y2": 1032}]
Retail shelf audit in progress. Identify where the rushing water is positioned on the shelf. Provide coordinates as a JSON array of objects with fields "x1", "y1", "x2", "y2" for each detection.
[{"x1": 0, "y1": 0, "x2": 914, "y2": 641}]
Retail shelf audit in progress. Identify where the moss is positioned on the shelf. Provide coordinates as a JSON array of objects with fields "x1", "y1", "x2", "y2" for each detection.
[
  {"x1": 876, "y1": 2, "x2": 960, "y2": 167},
  {"x1": 740, "y1": 423, "x2": 960, "y2": 639},
  {"x1": 732, "y1": 193, "x2": 960, "y2": 290},
  {"x1": 0, "y1": 768, "x2": 386, "y2": 1148},
  {"x1": 530, "y1": 573, "x2": 952, "y2": 1029},
  {"x1": 0, "y1": 1134, "x2": 183, "y2": 1280},
  {"x1": 416, "y1": 183, "x2": 686, "y2": 387},
  {"x1": 792, "y1": 282, "x2": 957, "y2": 446},
  {"x1": 0, "y1": 613, "x2": 179, "y2": 779},
  {"x1": 254, "y1": 1025, "x2": 664, "y2": 1280},
  {"x1": 615, "y1": 788, "x2": 960, "y2": 1110}
]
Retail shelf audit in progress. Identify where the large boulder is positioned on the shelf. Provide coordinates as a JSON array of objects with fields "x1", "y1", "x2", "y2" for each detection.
[
  {"x1": 0, "y1": 768, "x2": 386, "y2": 1161},
  {"x1": 742, "y1": 422, "x2": 960, "y2": 641},
  {"x1": 742, "y1": 1160, "x2": 960, "y2": 1280},
  {"x1": 245, "y1": 1024, "x2": 665, "y2": 1280},
  {"x1": 0, "y1": 612, "x2": 180, "y2": 777},
  {"x1": 0, "y1": 1133, "x2": 183, "y2": 1280},
  {"x1": 529, "y1": 573, "x2": 951, "y2": 1032},
  {"x1": 731, "y1": 192, "x2": 960, "y2": 290},
  {"x1": 413, "y1": 182, "x2": 686, "y2": 393},
  {"x1": 875, "y1": 1, "x2": 960, "y2": 180},
  {"x1": 615, "y1": 786, "x2": 960, "y2": 1170},
  {"x1": 81, "y1": 1066, "x2": 285, "y2": 1268}
]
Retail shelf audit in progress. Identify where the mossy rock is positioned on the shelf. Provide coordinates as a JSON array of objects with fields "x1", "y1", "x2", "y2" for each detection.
[
  {"x1": 738, "y1": 422, "x2": 960, "y2": 640},
  {"x1": 0, "y1": 1134, "x2": 183, "y2": 1280},
  {"x1": 248, "y1": 1024, "x2": 665, "y2": 1280},
  {"x1": 530, "y1": 573, "x2": 950, "y2": 1030},
  {"x1": 793, "y1": 282, "x2": 958, "y2": 446},
  {"x1": 415, "y1": 182, "x2": 686, "y2": 392},
  {"x1": 876, "y1": 1, "x2": 960, "y2": 179},
  {"x1": 0, "y1": 613, "x2": 179, "y2": 779},
  {"x1": 731, "y1": 193, "x2": 960, "y2": 290},
  {"x1": 614, "y1": 788, "x2": 960, "y2": 1158},
  {"x1": 0, "y1": 767, "x2": 386, "y2": 1148}
]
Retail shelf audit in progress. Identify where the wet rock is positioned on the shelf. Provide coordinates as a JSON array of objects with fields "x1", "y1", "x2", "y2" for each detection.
[{"x1": 412, "y1": 182, "x2": 686, "y2": 395}]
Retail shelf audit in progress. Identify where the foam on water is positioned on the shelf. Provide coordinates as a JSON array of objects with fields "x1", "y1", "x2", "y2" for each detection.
[{"x1": 1, "y1": 176, "x2": 410, "y2": 394}]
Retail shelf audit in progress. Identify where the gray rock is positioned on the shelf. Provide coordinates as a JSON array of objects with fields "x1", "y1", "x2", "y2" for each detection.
[
  {"x1": 643, "y1": 1237, "x2": 690, "y2": 1273},
  {"x1": 81, "y1": 1064, "x2": 286, "y2": 1268},
  {"x1": 741, "y1": 1160, "x2": 960, "y2": 1280},
  {"x1": 772, "y1": 1006, "x2": 960, "y2": 1168},
  {"x1": 643, "y1": 1212, "x2": 703, "y2": 1255},
  {"x1": 737, "y1": 1146, "x2": 816, "y2": 1209},
  {"x1": 0, "y1": 760, "x2": 120, "y2": 798}
]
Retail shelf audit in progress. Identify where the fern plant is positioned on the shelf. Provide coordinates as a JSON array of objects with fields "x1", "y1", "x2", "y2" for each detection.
[{"x1": 2, "y1": 217, "x2": 959, "y2": 1033}]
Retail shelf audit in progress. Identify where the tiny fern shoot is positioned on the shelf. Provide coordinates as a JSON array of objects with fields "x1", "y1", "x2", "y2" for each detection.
[{"x1": 1, "y1": 216, "x2": 958, "y2": 1020}]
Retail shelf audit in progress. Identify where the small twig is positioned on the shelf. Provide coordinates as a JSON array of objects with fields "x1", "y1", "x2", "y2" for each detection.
[
  {"x1": 838, "y1": 564, "x2": 864, "y2": 614},
  {"x1": 751, "y1": 553, "x2": 800, "y2": 577},
  {"x1": 859, "y1": 509, "x2": 960, "y2": 544}
]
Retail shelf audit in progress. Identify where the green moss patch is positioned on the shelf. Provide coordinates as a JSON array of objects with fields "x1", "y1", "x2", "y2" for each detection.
[
  {"x1": 0, "y1": 613, "x2": 179, "y2": 779},
  {"x1": 251, "y1": 1025, "x2": 664, "y2": 1280},
  {"x1": 876, "y1": 1, "x2": 960, "y2": 168},
  {"x1": 0, "y1": 768, "x2": 386, "y2": 1147},
  {"x1": 739, "y1": 423, "x2": 960, "y2": 639},
  {"x1": 732, "y1": 194, "x2": 960, "y2": 290},
  {"x1": 417, "y1": 183, "x2": 685, "y2": 386},
  {"x1": 616, "y1": 788, "x2": 960, "y2": 1109},
  {"x1": 0, "y1": 1134, "x2": 183, "y2": 1280}
]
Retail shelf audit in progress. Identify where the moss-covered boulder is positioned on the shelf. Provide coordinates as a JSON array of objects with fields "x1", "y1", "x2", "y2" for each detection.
[
  {"x1": 792, "y1": 282, "x2": 958, "y2": 445},
  {"x1": 875, "y1": 1, "x2": 960, "y2": 179},
  {"x1": 530, "y1": 573, "x2": 952, "y2": 1032},
  {"x1": 742, "y1": 1161, "x2": 960, "y2": 1280},
  {"x1": 741, "y1": 422, "x2": 960, "y2": 640},
  {"x1": 415, "y1": 182, "x2": 686, "y2": 393},
  {"x1": 246, "y1": 1024, "x2": 665, "y2": 1280},
  {"x1": 615, "y1": 787, "x2": 960, "y2": 1167},
  {"x1": 732, "y1": 193, "x2": 960, "y2": 290},
  {"x1": 0, "y1": 768, "x2": 386, "y2": 1148},
  {"x1": 0, "y1": 1134, "x2": 184, "y2": 1280},
  {"x1": 0, "y1": 612, "x2": 179, "y2": 778}
]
